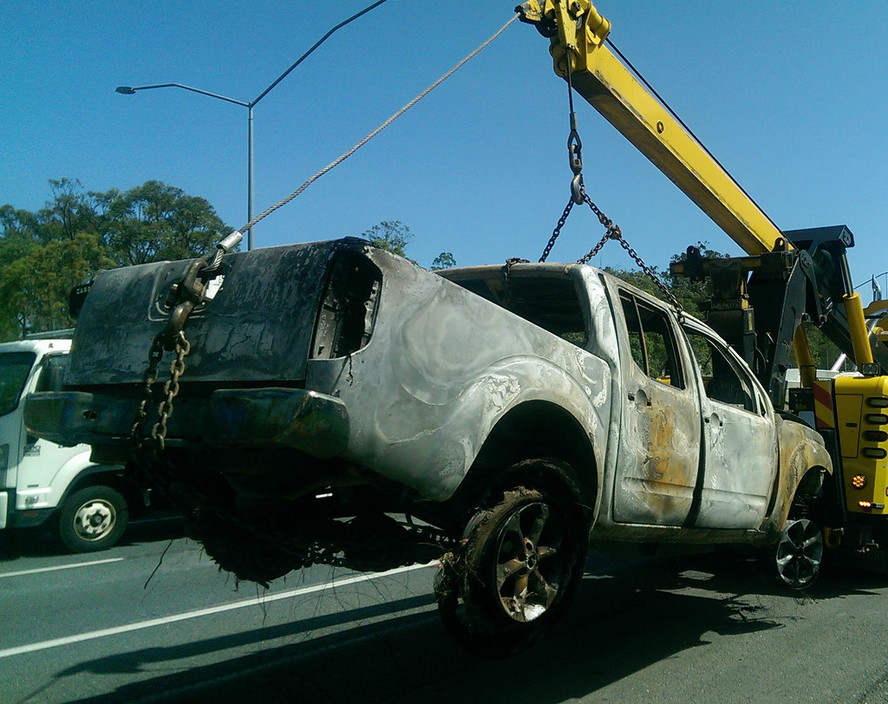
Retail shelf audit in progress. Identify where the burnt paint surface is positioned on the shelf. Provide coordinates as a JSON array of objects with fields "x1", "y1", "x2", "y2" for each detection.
[
  {"x1": 771, "y1": 418, "x2": 833, "y2": 532},
  {"x1": 308, "y1": 251, "x2": 615, "y2": 502},
  {"x1": 606, "y1": 280, "x2": 701, "y2": 527},
  {"x1": 44, "y1": 238, "x2": 831, "y2": 548},
  {"x1": 67, "y1": 239, "x2": 365, "y2": 385},
  {"x1": 689, "y1": 323, "x2": 779, "y2": 530}
]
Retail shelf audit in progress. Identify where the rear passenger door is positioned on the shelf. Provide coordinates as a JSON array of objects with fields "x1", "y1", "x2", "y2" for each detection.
[
  {"x1": 683, "y1": 324, "x2": 777, "y2": 529},
  {"x1": 612, "y1": 288, "x2": 701, "y2": 526}
]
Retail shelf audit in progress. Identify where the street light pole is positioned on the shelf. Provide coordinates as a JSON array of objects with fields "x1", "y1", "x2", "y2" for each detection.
[
  {"x1": 248, "y1": 105, "x2": 254, "y2": 243},
  {"x1": 116, "y1": 83, "x2": 256, "y2": 250},
  {"x1": 116, "y1": 0, "x2": 391, "y2": 251}
]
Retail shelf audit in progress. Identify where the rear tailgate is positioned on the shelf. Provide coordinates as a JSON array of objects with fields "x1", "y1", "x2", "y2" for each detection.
[{"x1": 67, "y1": 238, "x2": 367, "y2": 386}]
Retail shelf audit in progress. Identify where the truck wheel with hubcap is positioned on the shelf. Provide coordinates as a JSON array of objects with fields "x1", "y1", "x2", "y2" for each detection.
[
  {"x1": 58, "y1": 485, "x2": 129, "y2": 553},
  {"x1": 436, "y1": 461, "x2": 588, "y2": 656}
]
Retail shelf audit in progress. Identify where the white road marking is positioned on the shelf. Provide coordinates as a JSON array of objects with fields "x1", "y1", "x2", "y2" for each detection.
[
  {"x1": 0, "y1": 557, "x2": 124, "y2": 579},
  {"x1": 0, "y1": 562, "x2": 436, "y2": 658}
]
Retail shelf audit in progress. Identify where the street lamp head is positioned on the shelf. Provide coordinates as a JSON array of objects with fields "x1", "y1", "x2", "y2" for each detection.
[{"x1": 115, "y1": 86, "x2": 136, "y2": 95}]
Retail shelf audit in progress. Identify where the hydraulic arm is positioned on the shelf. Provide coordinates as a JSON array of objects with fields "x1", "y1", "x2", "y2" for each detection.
[
  {"x1": 517, "y1": 0, "x2": 886, "y2": 388},
  {"x1": 517, "y1": 0, "x2": 784, "y2": 256}
]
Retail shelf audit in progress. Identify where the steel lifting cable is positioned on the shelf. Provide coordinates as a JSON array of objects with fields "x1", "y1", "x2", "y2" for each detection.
[{"x1": 233, "y1": 14, "x2": 519, "y2": 236}]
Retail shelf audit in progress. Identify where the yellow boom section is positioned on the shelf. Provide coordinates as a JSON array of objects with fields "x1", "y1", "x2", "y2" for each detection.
[{"x1": 517, "y1": 0, "x2": 786, "y2": 256}]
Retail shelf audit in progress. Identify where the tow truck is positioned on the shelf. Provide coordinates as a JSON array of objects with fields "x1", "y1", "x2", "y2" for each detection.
[
  {"x1": 517, "y1": 0, "x2": 888, "y2": 554},
  {"x1": 20, "y1": 2, "x2": 870, "y2": 656}
]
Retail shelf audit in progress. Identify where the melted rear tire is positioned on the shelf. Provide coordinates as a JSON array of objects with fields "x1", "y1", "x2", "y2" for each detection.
[{"x1": 436, "y1": 463, "x2": 587, "y2": 657}]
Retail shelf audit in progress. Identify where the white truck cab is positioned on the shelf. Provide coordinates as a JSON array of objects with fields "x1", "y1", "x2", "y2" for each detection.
[{"x1": 0, "y1": 335, "x2": 140, "y2": 552}]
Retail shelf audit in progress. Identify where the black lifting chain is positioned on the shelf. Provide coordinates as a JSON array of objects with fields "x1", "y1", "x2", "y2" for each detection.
[
  {"x1": 538, "y1": 50, "x2": 682, "y2": 318},
  {"x1": 539, "y1": 191, "x2": 683, "y2": 317},
  {"x1": 131, "y1": 328, "x2": 191, "y2": 454}
]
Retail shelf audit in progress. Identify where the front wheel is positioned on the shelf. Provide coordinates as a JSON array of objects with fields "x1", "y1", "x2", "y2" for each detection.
[
  {"x1": 773, "y1": 518, "x2": 823, "y2": 590},
  {"x1": 436, "y1": 466, "x2": 588, "y2": 656},
  {"x1": 58, "y1": 485, "x2": 129, "y2": 553}
]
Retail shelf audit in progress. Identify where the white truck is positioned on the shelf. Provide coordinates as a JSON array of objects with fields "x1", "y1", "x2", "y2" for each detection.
[{"x1": 0, "y1": 336, "x2": 149, "y2": 552}]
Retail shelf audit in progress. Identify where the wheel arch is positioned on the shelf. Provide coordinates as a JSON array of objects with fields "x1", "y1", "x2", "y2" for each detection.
[
  {"x1": 59, "y1": 466, "x2": 140, "y2": 518},
  {"x1": 448, "y1": 400, "x2": 598, "y2": 520},
  {"x1": 788, "y1": 464, "x2": 831, "y2": 518}
]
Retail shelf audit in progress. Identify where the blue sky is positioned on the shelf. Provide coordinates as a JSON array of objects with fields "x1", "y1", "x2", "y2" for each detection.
[{"x1": 2, "y1": 1, "x2": 887, "y2": 293}]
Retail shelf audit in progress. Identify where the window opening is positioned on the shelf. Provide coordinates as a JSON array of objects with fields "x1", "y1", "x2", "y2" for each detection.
[
  {"x1": 619, "y1": 292, "x2": 683, "y2": 388},
  {"x1": 0, "y1": 352, "x2": 37, "y2": 417},
  {"x1": 685, "y1": 327, "x2": 757, "y2": 412}
]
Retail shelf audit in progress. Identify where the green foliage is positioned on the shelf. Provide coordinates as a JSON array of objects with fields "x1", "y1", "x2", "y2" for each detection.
[
  {"x1": 95, "y1": 180, "x2": 228, "y2": 265},
  {"x1": 0, "y1": 178, "x2": 230, "y2": 340},
  {"x1": 362, "y1": 220, "x2": 413, "y2": 258},
  {"x1": 0, "y1": 233, "x2": 114, "y2": 338},
  {"x1": 431, "y1": 251, "x2": 457, "y2": 270},
  {"x1": 802, "y1": 325, "x2": 845, "y2": 370},
  {"x1": 362, "y1": 220, "x2": 457, "y2": 271}
]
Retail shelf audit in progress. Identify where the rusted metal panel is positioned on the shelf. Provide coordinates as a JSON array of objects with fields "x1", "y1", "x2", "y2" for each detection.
[
  {"x1": 683, "y1": 319, "x2": 780, "y2": 530},
  {"x1": 694, "y1": 401, "x2": 777, "y2": 529},
  {"x1": 771, "y1": 418, "x2": 833, "y2": 531},
  {"x1": 604, "y1": 279, "x2": 702, "y2": 526}
]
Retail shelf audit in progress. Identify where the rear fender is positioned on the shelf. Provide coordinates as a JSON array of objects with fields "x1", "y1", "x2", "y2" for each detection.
[{"x1": 310, "y1": 250, "x2": 614, "y2": 501}]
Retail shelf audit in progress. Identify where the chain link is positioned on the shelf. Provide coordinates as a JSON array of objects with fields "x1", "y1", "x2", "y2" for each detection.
[
  {"x1": 150, "y1": 332, "x2": 190, "y2": 451},
  {"x1": 539, "y1": 198, "x2": 575, "y2": 263},
  {"x1": 539, "y1": 191, "x2": 683, "y2": 316},
  {"x1": 131, "y1": 334, "x2": 165, "y2": 449},
  {"x1": 578, "y1": 192, "x2": 683, "y2": 314},
  {"x1": 131, "y1": 330, "x2": 191, "y2": 452}
]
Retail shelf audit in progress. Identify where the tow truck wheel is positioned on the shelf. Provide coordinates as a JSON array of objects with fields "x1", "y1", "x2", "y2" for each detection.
[
  {"x1": 436, "y1": 463, "x2": 587, "y2": 657},
  {"x1": 773, "y1": 518, "x2": 823, "y2": 590},
  {"x1": 58, "y1": 486, "x2": 129, "y2": 553}
]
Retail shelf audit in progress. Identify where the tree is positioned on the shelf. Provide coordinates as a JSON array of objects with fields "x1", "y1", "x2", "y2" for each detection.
[
  {"x1": 0, "y1": 178, "x2": 231, "y2": 340},
  {"x1": 0, "y1": 233, "x2": 114, "y2": 338},
  {"x1": 361, "y1": 220, "x2": 413, "y2": 258},
  {"x1": 94, "y1": 180, "x2": 229, "y2": 266},
  {"x1": 430, "y1": 251, "x2": 457, "y2": 270},
  {"x1": 37, "y1": 178, "x2": 100, "y2": 242}
]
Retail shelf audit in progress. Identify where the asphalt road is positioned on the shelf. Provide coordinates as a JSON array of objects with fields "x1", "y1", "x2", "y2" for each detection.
[{"x1": 4, "y1": 521, "x2": 888, "y2": 704}]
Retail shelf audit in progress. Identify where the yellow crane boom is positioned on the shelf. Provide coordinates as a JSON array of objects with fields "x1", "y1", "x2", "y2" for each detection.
[
  {"x1": 517, "y1": 0, "x2": 786, "y2": 256},
  {"x1": 517, "y1": 0, "x2": 880, "y2": 373}
]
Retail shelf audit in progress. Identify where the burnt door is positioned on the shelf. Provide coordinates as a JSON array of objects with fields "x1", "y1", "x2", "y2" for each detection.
[
  {"x1": 683, "y1": 325, "x2": 777, "y2": 529},
  {"x1": 612, "y1": 290, "x2": 701, "y2": 526}
]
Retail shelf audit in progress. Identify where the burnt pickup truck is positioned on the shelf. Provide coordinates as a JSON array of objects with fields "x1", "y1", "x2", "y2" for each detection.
[{"x1": 25, "y1": 237, "x2": 831, "y2": 651}]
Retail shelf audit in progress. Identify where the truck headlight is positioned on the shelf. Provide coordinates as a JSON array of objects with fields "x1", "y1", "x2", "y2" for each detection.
[{"x1": 851, "y1": 474, "x2": 867, "y2": 489}]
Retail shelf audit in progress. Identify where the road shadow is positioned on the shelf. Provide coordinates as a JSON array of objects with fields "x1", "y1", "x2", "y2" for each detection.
[
  {"x1": 54, "y1": 548, "x2": 888, "y2": 704},
  {"x1": 0, "y1": 514, "x2": 184, "y2": 561}
]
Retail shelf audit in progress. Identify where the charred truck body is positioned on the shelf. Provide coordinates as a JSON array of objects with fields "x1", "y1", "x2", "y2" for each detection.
[{"x1": 26, "y1": 237, "x2": 830, "y2": 651}]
